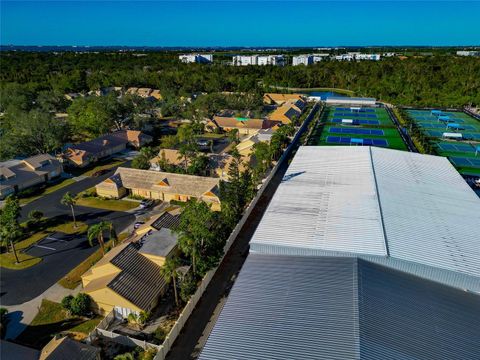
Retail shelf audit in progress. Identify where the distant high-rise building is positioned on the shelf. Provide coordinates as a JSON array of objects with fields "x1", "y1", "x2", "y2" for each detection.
[
  {"x1": 457, "y1": 50, "x2": 480, "y2": 57},
  {"x1": 178, "y1": 53, "x2": 213, "y2": 63}
]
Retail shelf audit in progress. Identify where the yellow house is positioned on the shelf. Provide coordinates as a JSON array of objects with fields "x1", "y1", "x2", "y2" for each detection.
[
  {"x1": 263, "y1": 93, "x2": 305, "y2": 105},
  {"x1": 135, "y1": 209, "x2": 181, "y2": 237},
  {"x1": 268, "y1": 103, "x2": 303, "y2": 124},
  {"x1": 82, "y1": 240, "x2": 172, "y2": 316},
  {"x1": 236, "y1": 129, "x2": 274, "y2": 157},
  {"x1": 209, "y1": 116, "x2": 273, "y2": 135},
  {"x1": 96, "y1": 167, "x2": 221, "y2": 211}
]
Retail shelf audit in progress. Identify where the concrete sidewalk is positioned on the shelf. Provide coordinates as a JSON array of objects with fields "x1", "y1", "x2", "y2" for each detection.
[{"x1": 3, "y1": 281, "x2": 81, "y2": 340}]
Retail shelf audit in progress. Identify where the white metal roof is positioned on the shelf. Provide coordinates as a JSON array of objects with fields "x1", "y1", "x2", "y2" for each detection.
[{"x1": 250, "y1": 146, "x2": 480, "y2": 278}]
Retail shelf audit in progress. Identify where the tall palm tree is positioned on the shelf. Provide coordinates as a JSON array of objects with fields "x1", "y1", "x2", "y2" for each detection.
[
  {"x1": 161, "y1": 256, "x2": 181, "y2": 307},
  {"x1": 87, "y1": 221, "x2": 111, "y2": 255},
  {"x1": 61, "y1": 192, "x2": 77, "y2": 228},
  {"x1": 109, "y1": 222, "x2": 118, "y2": 247}
]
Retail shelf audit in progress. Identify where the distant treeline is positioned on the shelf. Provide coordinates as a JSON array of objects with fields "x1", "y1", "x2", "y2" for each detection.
[{"x1": 1, "y1": 51, "x2": 479, "y2": 108}]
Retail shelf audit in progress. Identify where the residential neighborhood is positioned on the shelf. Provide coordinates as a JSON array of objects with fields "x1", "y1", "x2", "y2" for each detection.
[{"x1": 1, "y1": 13, "x2": 480, "y2": 358}]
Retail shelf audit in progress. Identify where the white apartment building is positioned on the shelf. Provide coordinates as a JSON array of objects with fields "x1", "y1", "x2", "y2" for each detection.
[
  {"x1": 232, "y1": 54, "x2": 285, "y2": 66},
  {"x1": 334, "y1": 53, "x2": 381, "y2": 61},
  {"x1": 179, "y1": 53, "x2": 213, "y2": 63},
  {"x1": 457, "y1": 50, "x2": 480, "y2": 57},
  {"x1": 232, "y1": 55, "x2": 259, "y2": 66},
  {"x1": 292, "y1": 55, "x2": 313, "y2": 66}
]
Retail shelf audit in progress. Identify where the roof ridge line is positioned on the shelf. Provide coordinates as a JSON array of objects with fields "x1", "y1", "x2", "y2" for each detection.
[{"x1": 368, "y1": 147, "x2": 390, "y2": 257}]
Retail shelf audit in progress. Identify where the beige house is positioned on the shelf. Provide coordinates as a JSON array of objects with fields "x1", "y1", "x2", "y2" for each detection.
[
  {"x1": 149, "y1": 149, "x2": 187, "y2": 171},
  {"x1": 268, "y1": 102, "x2": 303, "y2": 124},
  {"x1": 82, "y1": 241, "x2": 171, "y2": 316},
  {"x1": 64, "y1": 130, "x2": 152, "y2": 167},
  {"x1": 236, "y1": 129, "x2": 274, "y2": 157},
  {"x1": 209, "y1": 116, "x2": 273, "y2": 135},
  {"x1": 126, "y1": 87, "x2": 162, "y2": 100},
  {"x1": 0, "y1": 154, "x2": 63, "y2": 199},
  {"x1": 263, "y1": 93, "x2": 305, "y2": 106},
  {"x1": 40, "y1": 336, "x2": 100, "y2": 360},
  {"x1": 209, "y1": 153, "x2": 250, "y2": 180},
  {"x1": 96, "y1": 167, "x2": 221, "y2": 211}
]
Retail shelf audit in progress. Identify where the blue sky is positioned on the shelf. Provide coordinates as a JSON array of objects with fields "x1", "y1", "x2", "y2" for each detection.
[{"x1": 1, "y1": 1, "x2": 479, "y2": 46}]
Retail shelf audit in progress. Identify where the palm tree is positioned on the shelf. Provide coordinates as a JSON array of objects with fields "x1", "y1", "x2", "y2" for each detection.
[
  {"x1": 109, "y1": 222, "x2": 118, "y2": 247},
  {"x1": 161, "y1": 256, "x2": 181, "y2": 307},
  {"x1": 61, "y1": 192, "x2": 77, "y2": 228},
  {"x1": 87, "y1": 221, "x2": 111, "y2": 255}
]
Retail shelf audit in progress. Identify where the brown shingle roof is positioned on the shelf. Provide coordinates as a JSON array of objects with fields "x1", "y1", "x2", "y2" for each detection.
[
  {"x1": 39, "y1": 336, "x2": 99, "y2": 360},
  {"x1": 213, "y1": 117, "x2": 269, "y2": 130},
  {"x1": 102, "y1": 167, "x2": 220, "y2": 199}
]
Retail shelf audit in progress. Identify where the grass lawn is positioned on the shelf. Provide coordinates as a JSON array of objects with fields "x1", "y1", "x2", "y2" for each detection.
[
  {"x1": 16, "y1": 299, "x2": 102, "y2": 349},
  {"x1": 76, "y1": 197, "x2": 139, "y2": 211},
  {"x1": 58, "y1": 233, "x2": 129, "y2": 289},
  {"x1": 0, "y1": 221, "x2": 88, "y2": 270},
  {"x1": 19, "y1": 178, "x2": 76, "y2": 205},
  {"x1": 196, "y1": 133, "x2": 226, "y2": 139}
]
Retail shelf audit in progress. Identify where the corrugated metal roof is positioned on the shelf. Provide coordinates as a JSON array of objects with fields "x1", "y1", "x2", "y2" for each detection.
[
  {"x1": 199, "y1": 255, "x2": 480, "y2": 360},
  {"x1": 250, "y1": 146, "x2": 480, "y2": 280},
  {"x1": 199, "y1": 255, "x2": 360, "y2": 360},
  {"x1": 251, "y1": 146, "x2": 387, "y2": 256}
]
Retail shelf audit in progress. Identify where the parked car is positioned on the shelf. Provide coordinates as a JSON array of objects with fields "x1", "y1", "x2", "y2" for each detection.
[
  {"x1": 139, "y1": 199, "x2": 154, "y2": 209},
  {"x1": 91, "y1": 169, "x2": 110, "y2": 177},
  {"x1": 134, "y1": 221, "x2": 145, "y2": 229}
]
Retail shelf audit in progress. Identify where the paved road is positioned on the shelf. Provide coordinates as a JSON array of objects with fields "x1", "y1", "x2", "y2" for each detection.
[
  {"x1": 165, "y1": 104, "x2": 319, "y2": 360},
  {"x1": 1, "y1": 162, "x2": 136, "y2": 306},
  {"x1": 1, "y1": 208, "x2": 135, "y2": 305}
]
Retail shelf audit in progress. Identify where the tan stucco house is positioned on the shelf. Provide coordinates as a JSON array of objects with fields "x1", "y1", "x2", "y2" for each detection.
[{"x1": 96, "y1": 167, "x2": 221, "y2": 211}]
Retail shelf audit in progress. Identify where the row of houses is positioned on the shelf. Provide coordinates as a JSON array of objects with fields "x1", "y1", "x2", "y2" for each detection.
[
  {"x1": 96, "y1": 167, "x2": 221, "y2": 211},
  {"x1": 0, "y1": 154, "x2": 63, "y2": 199},
  {"x1": 207, "y1": 93, "x2": 307, "y2": 136},
  {"x1": 65, "y1": 87, "x2": 162, "y2": 102},
  {"x1": 62, "y1": 130, "x2": 153, "y2": 168}
]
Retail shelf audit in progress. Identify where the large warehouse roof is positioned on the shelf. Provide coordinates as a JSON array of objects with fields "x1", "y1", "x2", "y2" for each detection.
[
  {"x1": 199, "y1": 254, "x2": 480, "y2": 360},
  {"x1": 250, "y1": 146, "x2": 480, "y2": 280}
]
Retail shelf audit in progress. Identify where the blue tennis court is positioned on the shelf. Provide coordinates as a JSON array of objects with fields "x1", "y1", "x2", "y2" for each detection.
[
  {"x1": 449, "y1": 157, "x2": 480, "y2": 168},
  {"x1": 326, "y1": 136, "x2": 389, "y2": 147},
  {"x1": 335, "y1": 107, "x2": 375, "y2": 113},
  {"x1": 437, "y1": 143, "x2": 477, "y2": 153},
  {"x1": 334, "y1": 112, "x2": 377, "y2": 118},
  {"x1": 329, "y1": 127, "x2": 384, "y2": 136},
  {"x1": 332, "y1": 118, "x2": 380, "y2": 125},
  {"x1": 419, "y1": 123, "x2": 475, "y2": 130}
]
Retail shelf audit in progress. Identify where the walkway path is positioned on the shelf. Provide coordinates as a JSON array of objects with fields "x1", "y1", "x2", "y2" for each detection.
[{"x1": 3, "y1": 282, "x2": 81, "y2": 340}]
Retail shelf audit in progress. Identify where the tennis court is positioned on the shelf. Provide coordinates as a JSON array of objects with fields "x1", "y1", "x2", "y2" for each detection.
[
  {"x1": 329, "y1": 127, "x2": 384, "y2": 136},
  {"x1": 437, "y1": 142, "x2": 478, "y2": 153},
  {"x1": 335, "y1": 107, "x2": 375, "y2": 113},
  {"x1": 450, "y1": 157, "x2": 480, "y2": 168},
  {"x1": 332, "y1": 118, "x2": 380, "y2": 125},
  {"x1": 326, "y1": 136, "x2": 389, "y2": 147},
  {"x1": 406, "y1": 109, "x2": 480, "y2": 175}
]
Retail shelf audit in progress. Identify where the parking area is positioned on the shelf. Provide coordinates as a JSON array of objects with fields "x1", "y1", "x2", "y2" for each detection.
[{"x1": 1, "y1": 232, "x2": 97, "y2": 305}]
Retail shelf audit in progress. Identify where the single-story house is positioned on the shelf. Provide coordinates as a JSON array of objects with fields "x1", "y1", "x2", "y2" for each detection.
[
  {"x1": 149, "y1": 149, "x2": 187, "y2": 171},
  {"x1": 96, "y1": 167, "x2": 221, "y2": 211},
  {"x1": 208, "y1": 153, "x2": 250, "y2": 180},
  {"x1": 139, "y1": 228, "x2": 179, "y2": 267},
  {"x1": 268, "y1": 103, "x2": 303, "y2": 124},
  {"x1": 0, "y1": 154, "x2": 63, "y2": 199},
  {"x1": 126, "y1": 87, "x2": 162, "y2": 101},
  {"x1": 81, "y1": 242, "x2": 169, "y2": 316},
  {"x1": 135, "y1": 209, "x2": 181, "y2": 236},
  {"x1": 64, "y1": 130, "x2": 152, "y2": 167},
  {"x1": 209, "y1": 116, "x2": 273, "y2": 135},
  {"x1": 263, "y1": 93, "x2": 305, "y2": 106},
  {"x1": 236, "y1": 129, "x2": 274, "y2": 157},
  {"x1": 39, "y1": 336, "x2": 100, "y2": 360}
]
